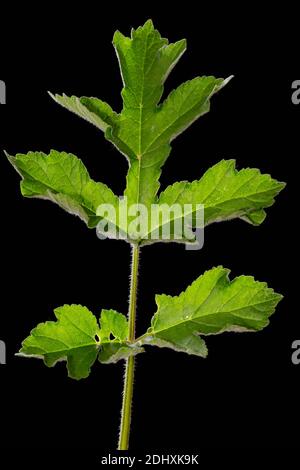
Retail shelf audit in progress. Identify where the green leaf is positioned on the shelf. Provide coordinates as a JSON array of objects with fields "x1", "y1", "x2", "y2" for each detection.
[
  {"x1": 18, "y1": 305, "x2": 143, "y2": 379},
  {"x1": 143, "y1": 159, "x2": 286, "y2": 243},
  {"x1": 138, "y1": 267, "x2": 283, "y2": 357},
  {"x1": 159, "y1": 160, "x2": 285, "y2": 225},
  {"x1": 6, "y1": 150, "x2": 119, "y2": 229},
  {"x1": 50, "y1": 20, "x2": 230, "y2": 209}
]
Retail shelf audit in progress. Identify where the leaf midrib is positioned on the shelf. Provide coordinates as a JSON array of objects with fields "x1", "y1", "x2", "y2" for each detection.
[{"x1": 134, "y1": 27, "x2": 151, "y2": 206}]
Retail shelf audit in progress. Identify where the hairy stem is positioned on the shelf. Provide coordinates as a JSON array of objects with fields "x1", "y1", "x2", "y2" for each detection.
[{"x1": 118, "y1": 244, "x2": 140, "y2": 450}]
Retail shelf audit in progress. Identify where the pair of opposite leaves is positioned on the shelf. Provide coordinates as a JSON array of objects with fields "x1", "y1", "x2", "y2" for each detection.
[{"x1": 8, "y1": 20, "x2": 284, "y2": 379}]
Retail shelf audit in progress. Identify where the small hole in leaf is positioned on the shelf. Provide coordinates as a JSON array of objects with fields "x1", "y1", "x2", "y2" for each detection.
[{"x1": 95, "y1": 334, "x2": 100, "y2": 343}]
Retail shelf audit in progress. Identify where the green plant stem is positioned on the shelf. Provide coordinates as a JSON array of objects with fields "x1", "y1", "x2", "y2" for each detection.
[{"x1": 118, "y1": 244, "x2": 140, "y2": 450}]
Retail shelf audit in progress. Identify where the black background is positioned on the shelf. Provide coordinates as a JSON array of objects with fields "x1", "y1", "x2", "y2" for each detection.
[{"x1": 0, "y1": 3, "x2": 298, "y2": 462}]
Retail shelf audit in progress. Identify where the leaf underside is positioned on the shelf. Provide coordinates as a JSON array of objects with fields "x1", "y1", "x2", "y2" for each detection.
[{"x1": 18, "y1": 305, "x2": 143, "y2": 380}]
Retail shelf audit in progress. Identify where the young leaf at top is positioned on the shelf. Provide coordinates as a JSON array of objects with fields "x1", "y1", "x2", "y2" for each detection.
[
  {"x1": 46, "y1": 20, "x2": 285, "y2": 246},
  {"x1": 19, "y1": 305, "x2": 143, "y2": 380},
  {"x1": 50, "y1": 20, "x2": 230, "y2": 209},
  {"x1": 138, "y1": 266, "x2": 283, "y2": 356}
]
